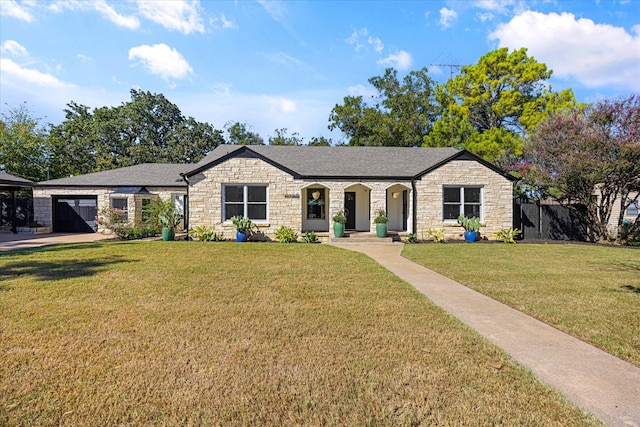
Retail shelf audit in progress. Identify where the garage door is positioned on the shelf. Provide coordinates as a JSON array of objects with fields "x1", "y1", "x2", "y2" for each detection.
[{"x1": 53, "y1": 196, "x2": 97, "y2": 233}]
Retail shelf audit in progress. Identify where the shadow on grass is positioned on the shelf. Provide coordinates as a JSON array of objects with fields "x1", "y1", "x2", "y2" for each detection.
[
  {"x1": 621, "y1": 285, "x2": 640, "y2": 294},
  {"x1": 0, "y1": 255, "x2": 130, "y2": 284}
]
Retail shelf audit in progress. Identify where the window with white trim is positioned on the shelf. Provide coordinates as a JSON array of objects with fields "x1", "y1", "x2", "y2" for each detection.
[
  {"x1": 443, "y1": 186, "x2": 482, "y2": 220},
  {"x1": 223, "y1": 184, "x2": 268, "y2": 221}
]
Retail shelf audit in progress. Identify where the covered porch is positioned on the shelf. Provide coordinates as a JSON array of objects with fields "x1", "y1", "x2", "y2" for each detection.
[{"x1": 0, "y1": 172, "x2": 34, "y2": 234}]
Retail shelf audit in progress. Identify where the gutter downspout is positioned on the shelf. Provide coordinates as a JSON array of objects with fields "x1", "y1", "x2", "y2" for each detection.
[
  {"x1": 180, "y1": 173, "x2": 190, "y2": 234},
  {"x1": 411, "y1": 179, "x2": 417, "y2": 235}
]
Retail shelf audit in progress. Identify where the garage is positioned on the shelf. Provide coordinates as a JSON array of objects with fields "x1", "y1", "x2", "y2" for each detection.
[{"x1": 53, "y1": 196, "x2": 97, "y2": 233}]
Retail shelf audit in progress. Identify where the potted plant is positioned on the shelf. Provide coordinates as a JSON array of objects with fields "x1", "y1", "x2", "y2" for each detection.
[
  {"x1": 231, "y1": 216, "x2": 257, "y2": 242},
  {"x1": 457, "y1": 214, "x2": 481, "y2": 242},
  {"x1": 374, "y1": 209, "x2": 388, "y2": 238},
  {"x1": 332, "y1": 210, "x2": 347, "y2": 238},
  {"x1": 154, "y1": 198, "x2": 183, "y2": 241}
]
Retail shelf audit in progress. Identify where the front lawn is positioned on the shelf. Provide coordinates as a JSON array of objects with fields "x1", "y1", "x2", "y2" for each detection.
[
  {"x1": 0, "y1": 242, "x2": 599, "y2": 426},
  {"x1": 402, "y1": 243, "x2": 640, "y2": 367}
]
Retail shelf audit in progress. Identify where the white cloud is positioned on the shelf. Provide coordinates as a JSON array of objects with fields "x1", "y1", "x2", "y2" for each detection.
[
  {"x1": 268, "y1": 97, "x2": 297, "y2": 113},
  {"x1": 439, "y1": 7, "x2": 458, "y2": 29},
  {"x1": 368, "y1": 36, "x2": 384, "y2": 53},
  {"x1": 128, "y1": 43, "x2": 194, "y2": 84},
  {"x1": 489, "y1": 11, "x2": 640, "y2": 90},
  {"x1": 1, "y1": 40, "x2": 28, "y2": 57},
  {"x1": 476, "y1": 12, "x2": 494, "y2": 22},
  {"x1": 137, "y1": 0, "x2": 204, "y2": 34},
  {"x1": 473, "y1": 0, "x2": 514, "y2": 14},
  {"x1": 0, "y1": 58, "x2": 73, "y2": 88},
  {"x1": 377, "y1": 50, "x2": 413, "y2": 71},
  {"x1": 0, "y1": 0, "x2": 33, "y2": 22},
  {"x1": 93, "y1": 0, "x2": 139, "y2": 30},
  {"x1": 211, "y1": 13, "x2": 235, "y2": 29},
  {"x1": 257, "y1": 0, "x2": 287, "y2": 23},
  {"x1": 76, "y1": 53, "x2": 92, "y2": 63}
]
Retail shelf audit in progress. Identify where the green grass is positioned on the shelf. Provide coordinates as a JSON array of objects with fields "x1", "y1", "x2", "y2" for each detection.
[
  {"x1": 402, "y1": 243, "x2": 640, "y2": 367},
  {"x1": 0, "y1": 242, "x2": 600, "y2": 426}
]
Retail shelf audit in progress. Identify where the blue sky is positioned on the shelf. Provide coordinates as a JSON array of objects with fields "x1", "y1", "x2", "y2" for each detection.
[{"x1": 1, "y1": 0, "x2": 639, "y2": 143}]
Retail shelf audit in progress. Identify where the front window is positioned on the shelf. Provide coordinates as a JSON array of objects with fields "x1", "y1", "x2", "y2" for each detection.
[
  {"x1": 223, "y1": 185, "x2": 268, "y2": 221},
  {"x1": 443, "y1": 186, "x2": 482, "y2": 220},
  {"x1": 110, "y1": 197, "x2": 128, "y2": 222},
  {"x1": 307, "y1": 188, "x2": 326, "y2": 219},
  {"x1": 626, "y1": 199, "x2": 639, "y2": 217}
]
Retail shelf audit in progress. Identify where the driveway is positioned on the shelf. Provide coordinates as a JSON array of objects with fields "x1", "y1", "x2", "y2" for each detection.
[{"x1": 0, "y1": 231, "x2": 112, "y2": 251}]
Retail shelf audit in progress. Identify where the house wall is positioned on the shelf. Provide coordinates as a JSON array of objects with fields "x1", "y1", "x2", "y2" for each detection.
[
  {"x1": 607, "y1": 191, "x2": 639, "y2": 237},
  {"x1": 415, "y1": 159, "x2": 513, "y2": 240},
  {"x1": 32, "y1": 186, "x2": 185, "y2": 232},
  {"x1": 189, "y1": 156, "x2": 512, "y2": 241}
]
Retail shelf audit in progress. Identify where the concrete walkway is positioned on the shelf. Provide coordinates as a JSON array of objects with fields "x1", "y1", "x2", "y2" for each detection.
[
  {"x1": 0, "y1": 231, "x2": 111, "y2": 251},
  {"x1": 331, "y1": 242, "x2": 640, "y2": 427}
]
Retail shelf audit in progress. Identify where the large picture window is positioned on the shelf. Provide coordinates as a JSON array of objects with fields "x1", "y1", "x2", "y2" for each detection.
[
  {"x1": 223, "y1": 185, "x2": 268, "y2": 221},
  {"x1": 307, "y1": 188, "x2": 326, "y2": 219},
  {"x1": 443, "y1": 186, "x2": 482, "y2": 220},
  {"x1": 110, "y1": 197, "x2": 128, "y2": 222}
]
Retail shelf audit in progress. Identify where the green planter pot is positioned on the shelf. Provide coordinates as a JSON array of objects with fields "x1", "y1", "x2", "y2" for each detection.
[
  {"x1": 162, "y1": 227, "x2": 175, "y2": 241},
  {"x1": 333, "y1": 222, "x2": 345, "y2": 238},
  {"x1": 376, "y1": 223, "x2": 387, "y2": 238}
]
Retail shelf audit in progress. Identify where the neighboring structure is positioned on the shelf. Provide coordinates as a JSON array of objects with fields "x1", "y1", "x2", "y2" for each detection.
[
  {"x1": 33, "y1": 145, "x2": 516, "y2": 240},
  {"x1": 182, "y1": 145, "x2": 515, "y2": 240},
  {"x1": 607, "y1": 191, "x2": 640, "y2": 237},
  {"x1": 33, "y1": 164, "x2": 188, "y2": 233},
  {"x1": 0, "y1": 172, "x2": 34, "y2": 233}
]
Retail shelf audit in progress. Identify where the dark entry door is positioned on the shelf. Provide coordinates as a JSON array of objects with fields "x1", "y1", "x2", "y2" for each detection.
[
  {"x1": 344, "y1": 192, "x2": 356, "y2": 230},
  {"x1": 54, "y1": 196, "x2": 97, "y2": 232}
]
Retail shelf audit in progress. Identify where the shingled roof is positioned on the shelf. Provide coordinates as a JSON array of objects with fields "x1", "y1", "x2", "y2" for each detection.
[
  {"x1": 0, "y1": 172, "x2": 34, "y2": 187},
  {"x1": 186, "y1": 145, "x2": 510, "y2": 180},
  {"x1": 36, "y1": 164, "x2": 188, "y2": 187}
]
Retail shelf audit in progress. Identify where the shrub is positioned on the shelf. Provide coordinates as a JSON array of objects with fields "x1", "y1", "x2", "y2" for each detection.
[
  {"x1": 332, "y1": 210, "x2": 347, "y2": 224},
  {"x1": 96, "y1": 206, "x2": 160, "y2": 240},
  {"x1": 302, "y1": 231, "x2": 319, "y2": 243},
  {"x1": 404, "y1": 233, "x2": 418, "y2": 243},
  {"x1": 494, "y1": 227, "x2": 522, "y2": 243},
  {"x1": 457, "y1": 215, "x2": 481, "y2": 232},
  {"x1": 425, "y1": 228, "x2": 446, "y2": 243},
  {"x1": 374, "y1": 209, "x2": 388, "y2": 224},
  {"x1": 275, "y1": 225, "x2": 298, "y2": 243},
  {"x1": 189, "y1": 225, "x2": 225, "y2": 242}
]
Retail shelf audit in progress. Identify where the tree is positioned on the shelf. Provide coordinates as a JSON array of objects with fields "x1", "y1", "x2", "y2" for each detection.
[
  {"x1": 268, "y1": 128, "x2": 303, "y2": 145},
  {"x1": 308, "y1": 136, "x2": 333, "y2": 146},
  {"x1": 0, "y1": 103, "x2": 51, "y2": 181},
  {"x1": 520, "y1": 94, "x2": 640, "y2": 243},
  {"x1": 48, "y1": 90, "x2": 224, "y2": 177},
  {"x1": 328, "y1": 67, "x2": 437, "y2": 146},
  {"x1": 224, "y1": 121, "x2": 264, "y2": 145},
  {"x1": 424, "y1": 48, "x2": 577, "y2": 164}
]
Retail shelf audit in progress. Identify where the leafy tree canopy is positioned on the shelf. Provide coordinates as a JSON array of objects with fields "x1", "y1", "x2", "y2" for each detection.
[
  {"x1": 268, "y1": 128, "x2": 304, "y2": 146},
  {"x1": 224, "y1": 121, "x2": 264, "y2": 145},
  {"x1": 328, "y1": 67, "x2": 437, "y2": 147},
  {"x1": 0, "y1": 102, "x2": 51, "y2": 181},
  {"x1": 517, "y1": 94, "x2": 639, "y2": 242},
  {"x1": 424, "y1": 47, "x2": 577, "y2": 164},
  {"x1": 48, "y1": 89, "x2": 224, "y2": 177}
]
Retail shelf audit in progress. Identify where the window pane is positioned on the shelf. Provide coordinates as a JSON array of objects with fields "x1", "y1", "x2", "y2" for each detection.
[
  {"x1": 443, "y1": 187, "x2": 460, "y2": 203},
  {"x1": 248, "y1": 186, "x2": 267, "y2": 202},
  {"x1": 307, "y1": 188, "x2": 325, "y2": 219},
  {"x1": 443, "y1": 204, "x2": 460, "y2": 220},
  {"x1": 111, "y1": 198, "x2": 128, "y2": 210},
  {"x1": 225, "y1": 186, "x2": 244, "y2": 202},
  {"x1": 464, "y1": 204, "x2": 481, "y2": 218},
  {"x1": 247, "y1": 204, "x2": 267, "y2": 220},
  {"x1": 465, "y1": 188, "x2": 481, "y2": 203},
  {"x1": 224, "y1": 204, "x2": 244, "y2": 220}
]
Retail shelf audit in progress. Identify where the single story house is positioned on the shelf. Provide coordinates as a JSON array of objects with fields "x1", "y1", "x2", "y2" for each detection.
[{"x1": 34, "y1": 145, "x2": 516, "y2": 240}]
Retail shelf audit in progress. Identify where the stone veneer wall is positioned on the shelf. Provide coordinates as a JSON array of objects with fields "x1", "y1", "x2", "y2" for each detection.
[
  {"x1": 32, "y1": 186, "x2": 185, "y2": 232},
  {"x1": 188, "y1": 157, "x2": 415, "y2": 238},
  {"x1": 415, "y1": 160, "x2": 513, "y2": 240}
]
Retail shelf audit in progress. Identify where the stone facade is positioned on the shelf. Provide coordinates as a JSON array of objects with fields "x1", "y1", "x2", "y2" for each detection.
[
  {"x1": 33, "y1": 186, "x2": 186, "y2": 232},
  {"x1": 189, "y1": 156, "x2": 513, "y2": 241}
]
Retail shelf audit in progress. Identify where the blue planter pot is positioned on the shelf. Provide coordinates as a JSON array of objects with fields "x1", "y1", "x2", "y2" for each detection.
[
  {"x1": 464, "y1": 231, "x2": 477, "y2": 243},
  {"x1": 161, "y1": 227, "x2": 175, "y2": 241},
  {"x1": 333, "y1": 223, "x2": 345, "y2": 238},
  {"x1": 375, "y1": 223, "x2": 387, "y2": 238},
  {"x1": 236, "y1": 230, "x2": 248, "y2": 242}
]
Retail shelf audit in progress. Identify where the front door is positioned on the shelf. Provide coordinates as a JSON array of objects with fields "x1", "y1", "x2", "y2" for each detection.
[{"x1": 344, "y1": 192, "x2": 356, "y2": 229}]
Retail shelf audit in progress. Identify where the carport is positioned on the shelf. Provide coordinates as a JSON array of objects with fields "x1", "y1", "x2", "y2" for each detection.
[{"x1": 0, "y1": 172, "x2": 34, "y2": 234}]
